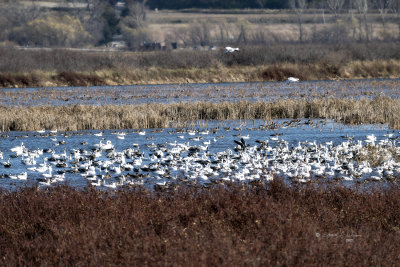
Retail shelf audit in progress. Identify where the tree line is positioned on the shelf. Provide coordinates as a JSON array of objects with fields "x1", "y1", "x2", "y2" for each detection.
[
  {"x1": 0, "y1": 0, "x2": 399, "y2": 49},
  {"x1": 145, "y1": 0, "x2": 354, "y2": 10}
]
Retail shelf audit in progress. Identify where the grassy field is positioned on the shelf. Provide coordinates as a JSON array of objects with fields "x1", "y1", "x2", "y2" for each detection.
[{"x1": 146, "y1": 9, "x2": 399, "y2": 42}]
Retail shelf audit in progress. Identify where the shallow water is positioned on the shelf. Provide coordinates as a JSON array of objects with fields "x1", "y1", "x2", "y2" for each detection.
[
  {"x1": 1, "y1": 78, "x2": 399, "y2": 106},
  {"x1": 0, "y1": 119, "x2": 396, "y2": 190}
]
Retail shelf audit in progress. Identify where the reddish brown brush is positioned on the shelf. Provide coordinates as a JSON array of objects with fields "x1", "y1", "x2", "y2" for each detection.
[
  {"x1": 55, "y1": 71, "x2": 105, "y2": 86},
  {"x1": 261, "y1": 66, "x2": 308, "y2": 81},
  {"x1": 0, "y1": 181, "x2": 400, "y2": 265},
  {"x1": 0, "y1": 73, "x2": 40, "y2": 87}
]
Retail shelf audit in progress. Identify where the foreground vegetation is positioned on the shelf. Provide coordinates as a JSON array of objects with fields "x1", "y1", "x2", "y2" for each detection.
[
  {"x1": 1, "y1": 181, "x2": 400, "y2": 265},
  {"x1": 0, "y1": 97, "x2": 399, "y2": 131}
]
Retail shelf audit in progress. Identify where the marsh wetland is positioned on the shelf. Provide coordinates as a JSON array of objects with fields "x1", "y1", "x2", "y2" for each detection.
[
  {"x1": 2, "y1": 0, "x2": 400, "y2": 264},
  {"x1": 2, "y1": 74, "x2": 400, "y2": 267},
  {"x1": 1, "y1": 78, "x2": 400, "y2": 190},
  {"x1": 2, "y1": 78, "x2": 400, "y2": 265}
]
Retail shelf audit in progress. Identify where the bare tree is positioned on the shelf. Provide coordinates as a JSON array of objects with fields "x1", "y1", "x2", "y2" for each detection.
[
  {"x1": 392, "y1": 0, "x2": 400, "y2": 40},
  {"x1": 82, "y1": 0, "x2": 109, "y2": 44},
  {"x1": 0, "y1": 2, "x2": 43, "y2": 42},
  {"x1": 326, "y1": 0, "x2": 345, "y2": 21},
  {"x1": 166, "y1": 28, "x2": 191, "y2": 47},
  {"x1": 0, "y1": 2, "x2": 42, "y2": 27},
  {"x1": 255, "y1": 0, "x2": 268, "y2": 8},
  {"x1": 123, "y1": 0, "x2": 147, "y2": 29},
  {"x1": 289, "y1": 0, "x2": 307, "y2": 42},
  {"x1": 373, "y1": 0, "x2": 394, "y2": 33},
  {"x1": 65, "y1": 0, "x2": 90, "y2": 22},
  {"x1": 216, "y1": 22, "x2": 233, "y2": 45},
  {"x1": 120, "y1": 1, "x2": 150, "y2": 50},
  {"x1": 236, "y1": 24, "x2": 248, "y2": 45},
  {"x1": 189, "y1": 20, "x2": 213, "y2": 46},
  {"x1": 354, "y1": 0, "x2": 370, "y2": 41}
]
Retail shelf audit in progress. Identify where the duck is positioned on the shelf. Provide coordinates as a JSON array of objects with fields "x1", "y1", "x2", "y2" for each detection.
[{"x1": 3, "y1": 159, "x2": 11, "y2": 168}]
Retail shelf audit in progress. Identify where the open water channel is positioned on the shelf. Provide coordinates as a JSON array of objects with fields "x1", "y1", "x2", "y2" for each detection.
[{"x1": 1, "y1": 78, "x2": 399, "y2": 106}]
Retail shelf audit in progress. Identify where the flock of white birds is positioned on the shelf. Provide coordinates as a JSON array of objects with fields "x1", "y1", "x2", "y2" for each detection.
[{"x1": 0, "y1": 119, "x2": 398, "y2": 190}]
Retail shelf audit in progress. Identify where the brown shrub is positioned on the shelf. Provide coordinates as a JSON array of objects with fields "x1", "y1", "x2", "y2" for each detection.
[
  {"x1": 0, "y1": 73, "x2": 40, "y2": 87},
  {"x1": 261, "y1": 66, "x2": 308, "y2": 81},
  {"x1": 0, "y1": 74, "x2": 16, "y2": 87},
  {"x1": 1, "y1": 43, "x2": 399, "y2": 74},
  {"x1": 0, "y1": 182, "x2": 400, "y2": 265},
  {"x1": 54, "y1": 71, "x2": 105, "y2": 86}
]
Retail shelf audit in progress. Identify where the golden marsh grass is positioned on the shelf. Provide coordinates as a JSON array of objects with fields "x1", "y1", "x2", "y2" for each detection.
[
  {"x1": 1, "y1": 97, "x2": 400, "y2": 131},
  {"x1": 1, "y1": 60, "x2": 399, "y2": 88}
]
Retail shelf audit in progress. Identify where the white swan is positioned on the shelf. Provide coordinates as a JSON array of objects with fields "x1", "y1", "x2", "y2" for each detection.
[
  {"x1": 43, "y1": 166, "x2": 53, "y2": 179},
  {"x1": 10, "y1": 142, "x2": 25, "y2": 155},
  {"x1": 100, "y1": 140, "x2": 114, "y2": 150},
  {"x1": 287, "y1": 77, "x2": 300, "y2": 82}
]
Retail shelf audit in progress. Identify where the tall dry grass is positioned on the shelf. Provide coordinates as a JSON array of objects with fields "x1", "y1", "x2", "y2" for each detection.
[
  {"x1": 0, "y1": 43, "x2": 399, "y2": 87},
  {"x1": 1, "y1": 60, "x2": 399, "y2": 88},
  {"x1": 1, "y1": 97, "x2": 400, "y2": 131},
  {"x1": 1, "y1": 182, "x2": 400, "y2": 265}
]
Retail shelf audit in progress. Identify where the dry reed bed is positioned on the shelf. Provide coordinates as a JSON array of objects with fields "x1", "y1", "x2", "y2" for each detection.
[
  {"x1": 1, "y1": 59, "x2": 400, "y2": 87},
  {"x1": 1, "y1": 181, "x2": 400, "y2": 265},
  {"x1": 1, "y1": 97, "x2": 400, "y2": 131}
]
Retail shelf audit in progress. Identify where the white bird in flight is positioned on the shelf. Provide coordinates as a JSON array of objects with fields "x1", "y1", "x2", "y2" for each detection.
[{"x1": 224, "y1": 47, "x2": 239, "y2": 53}]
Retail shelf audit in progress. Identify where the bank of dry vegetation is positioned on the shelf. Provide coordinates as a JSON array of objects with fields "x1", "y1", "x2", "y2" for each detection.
[
  {"x1": 0, "y1": 42, "x2": 399, "y2": 87},
  {"x1": 1, "y1": 182, "x2": 400, "y2": 265},
  {"x1": 0, "y1": 97, "x2": 399, "y2": 131}
]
